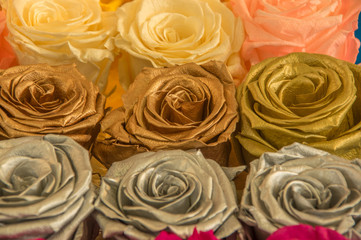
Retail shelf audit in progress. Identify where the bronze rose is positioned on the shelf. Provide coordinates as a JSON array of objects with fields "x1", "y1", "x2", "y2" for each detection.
[
  {"x1": 93, "y1": 61, "x2": 238, "y2": 166},
  {"x1": 0, "y1": 64, "x2": 105, "y2": 149}
]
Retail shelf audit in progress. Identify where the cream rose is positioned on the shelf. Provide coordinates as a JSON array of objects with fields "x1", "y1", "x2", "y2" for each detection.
[
  {"x1": 230, "y1": 0, "x2": 361, "y2": 69},
  {"x1": 3, "y1": 0, "x2": 116, "y2": 91},
  {"x1": 114, "y1": 0, "x2": 245, "y2": 87},
  {"x1": 239, "y1": 143, "x2": 361, "y2": 240},
  {"x1": 95, "y1": 149, "x2": 244, "y2": 239},
  {"x1": 0, "y1": 135, "x2": 95, "y2": 240}
]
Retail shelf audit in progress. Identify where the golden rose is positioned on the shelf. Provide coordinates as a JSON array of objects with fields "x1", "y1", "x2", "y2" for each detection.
[
  {"x1": 238, "y1": 52, "x2": 361, "y2": 164},
  {"x1": 93, "y1": 61, "x2": 238, "y2": 167},
  {"x1": 0, "y1": 64, "x2": 105, "y2": 149},
  {"x1": 3, "y1": 0, "x2": 116, "y2": 91},
  {"x1": 113, "y1": 0, "x2": 245, "y2": 88}
]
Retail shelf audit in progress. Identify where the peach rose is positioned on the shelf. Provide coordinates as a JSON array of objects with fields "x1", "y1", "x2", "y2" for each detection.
[
  {"x1": 0, "y1": 10, "x2": 17, "y2": 69},
  {"x1": 230, "y1": 0, "x2": 361, "y2": 69}
]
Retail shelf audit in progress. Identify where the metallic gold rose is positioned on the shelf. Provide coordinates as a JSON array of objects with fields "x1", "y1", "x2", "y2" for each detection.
[
  {"x1": 95, "y1": 150, "x2": 244, "y2": 239},
  {"x1": 0, "y1": 64, "x2": 105, "y2": 149},
  {"x1": 238, "y1": 52, "x2": 361, "y2": 164},
  {"x1": 239, "y1": 143, "x2": 361, "y2": 240},
  {"x1": 93, "y1": 61, "x2": 238, "y2": 166},
  {"x1": 0, "y1": 135, "x2": 94, "y2": 239}
]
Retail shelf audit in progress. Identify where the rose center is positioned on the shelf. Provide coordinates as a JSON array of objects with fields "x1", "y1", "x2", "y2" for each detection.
[
  {"x1": 269, "y1": 63, "x2": 332, "y2": 116},
  {"x1": 287, "y1": 182, "x2": 332, "y2": 210},
  {"x1": 147, "y1": 13, "x2": 199, "y2": 45},
  {"x1": 160, "y1": 86, "x2": 207, "y2": 124},
  {"x1": 0, "y1": 159, "x2": 54, "y2": 198},
  {"x1": 156, "y1": 175, "x2": 186, "y2": 197}
]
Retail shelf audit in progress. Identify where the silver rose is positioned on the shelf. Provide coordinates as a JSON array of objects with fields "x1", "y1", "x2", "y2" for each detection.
[
  {"x1": 94, "y1": 150, "x2": 245, "y2": 239},
  {"x1": 0, "y1": 135, "x2": 94, "y2": 240},
  {"x1": 239, "y1": 143, "x2": 361, "y2": 240}
]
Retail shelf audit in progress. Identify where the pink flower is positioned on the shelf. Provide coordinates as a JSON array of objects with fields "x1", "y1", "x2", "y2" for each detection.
[
  {"x1": 188, "y1": 228, "x2": 219, "y2": 240},
  {"x1": 155, "y1": 228, "x2": 219, "y2": 240},
  {"x1": 155, "y1": 231, "x2": 182, "y2": 240},
  {"x1": 230, "y1": 0, "x2": 361, "y2": 69},
  {"x1": 267, "y1": 225, "x2": 349, "y2": 240},
  {"x1": 0, "y1": 10, "x2": 17, "y2": 69}
]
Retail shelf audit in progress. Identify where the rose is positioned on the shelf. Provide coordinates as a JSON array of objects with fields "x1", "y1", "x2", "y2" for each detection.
[
  {"x1": 113, "y1": 0, "x2": 245, "y2": 87},
  {"x1": 0, "y1": 135, "x2": 95, "y2": 239},
  {"x1": 94, "y1": 149, "x2": 244, "y2": 239},
  {"x1": 230, "y1": 0, "x2": 361, "y2": 69},
  {"x1": 3, "y1": 0, "x2": 116, "y2": 91},
  {"x1": 93, "y1": 61, "x2": 238, "y2": 167},
  {"x1": 266, "y1": 225, "x2": 349, "y2": 240},
  {"x1": 237, "y1": 52, "x2": 361, "y2": 164},
  {"x1": 0, "y1": 10, "x2": 17, "y2": 69},
  {"x1": 156, "y1": 228, "x2": 219, "y2": 240},
  {"x1": 239, "y1": 143, "x2": 361, "y2": 240},
  {"x1": 0, "y1": 64, "x2": 105, "y2": 149}
]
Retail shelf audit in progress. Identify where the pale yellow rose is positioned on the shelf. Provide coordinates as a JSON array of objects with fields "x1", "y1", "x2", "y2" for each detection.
[
  {"x1": 4, "y1": 0, "x2": 116, "y2": 91},
  {"x1": 113, "y1": 0, "x2": 245, "y2": 88}
]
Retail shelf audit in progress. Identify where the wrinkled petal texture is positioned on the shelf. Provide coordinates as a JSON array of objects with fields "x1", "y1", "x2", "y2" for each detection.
[
  {"x1": 0, "y1": 64, "x2": 105, "y2": 149},
  {"x1": 239, "y1": 143, "x2": 361, "y2": 240},
  {"x1": 93, "y1": 61, "x2": 238, "y2": 166},
  {"x1": 0, "y1": 135, "x2": 94, "y2": 240},
  {"x1": 230, "y1": 0, "x2": 361, "y2": 68},
  {"x1": 95, "y1": 150, "x2": 242, "y2": 239},
  {"x1": 237, "y1": 52, "x2": 361, "y2": 163},
  {"x1": 4, "y1": 0, "x2": 116, "y2": 91},
  {"x1": 115, "y1": 0, "x2": 245, "y2": 85},
  {"x1": 0, "y1": 10, "x2": 17, "y2": 69}
]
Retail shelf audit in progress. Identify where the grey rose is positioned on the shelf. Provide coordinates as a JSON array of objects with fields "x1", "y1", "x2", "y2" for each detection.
[
  {"x1": 0, "y1": 134, "x2": 94, "y2": 240},
  {"x1": 94, "y1": 149, "x2": 245, "y2": 239},
  {"x1": 239, "y1": 143, "x2": 361, "y2": 240}
]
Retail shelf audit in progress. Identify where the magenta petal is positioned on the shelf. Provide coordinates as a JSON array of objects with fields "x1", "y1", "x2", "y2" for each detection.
[
  {"x1": 188, "y1": 228, "x2": 219, "y2": 240},
  {"x1": 267, "y1": 225, "x2": 349, "y2": 240},
  {"x1": 315, "y1": 226, "x2": 349, "y2": 240},
  {"x1": 155, "y1": 231, "x2": 182, "y2": 240}
]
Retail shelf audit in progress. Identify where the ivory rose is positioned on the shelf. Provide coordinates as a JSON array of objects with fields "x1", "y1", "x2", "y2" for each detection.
[
  {"x1": 0, "y1": 64, "x2": 105, "y2": 149},
  {"x1": 0, "y1": 135, "x2": 95, "y2": 239},
  {"x1": 238, "y1": 52, "x2": 361, "y2": 164},
  {"x1": 3, "y1": 0, "x2": 116, "y2": 91},
  {"x1": 230, "y1": 0, "x2": 361, "y2": 68},
  {"x1": 239, "y1": 143, "x2": 361, "y2": 240},
  {"x1": 94, "y1": 150, "x2": 244, "y2": 239},
  {"x1": 114, "y1": 0, "x2": 245, "y2": 87},
  {"x1": 93, "y1": 61, "x2": 238, "y2": 167},
  {"x1": 0, "y1": 10, "x2": 17, "y2": 69}
]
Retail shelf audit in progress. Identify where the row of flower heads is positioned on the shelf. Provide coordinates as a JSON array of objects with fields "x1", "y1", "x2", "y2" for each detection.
[{"x1": 0, "y1": 0, "x2": 361, "y2": 240}]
